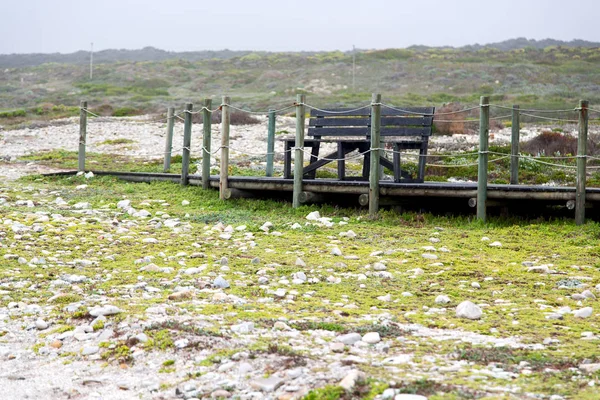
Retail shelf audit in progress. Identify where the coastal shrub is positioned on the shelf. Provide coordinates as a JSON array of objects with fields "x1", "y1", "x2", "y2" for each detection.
[
  {"x1": 0, "y1": 109, "x2": 26, "y2": 118},
  {"x1": 190, "y1": 110, "x2": 261, "y2": 125}
]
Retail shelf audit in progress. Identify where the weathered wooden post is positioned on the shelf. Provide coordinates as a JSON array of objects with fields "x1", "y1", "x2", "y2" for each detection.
[
  {"x1": 181, "y1": 103, "x2": 193, "y2": 186},
  {"x1": 78, "y1": 100, "x2": 87, "y2": 172},
  {"x1": 477, "y1": 96, "x2": 490, "y2": 222},
  {"x1": 266, "y1": 109, "x2": 276, "y2": 177},
  {"x1": 510, "y1": 105, "x2": 520, "y2": 185},
  {"x1": 292, "y1": 94, "x2": 306, "y2": 208},
  {"x1": 219, "y1": 96, "x2": 230, "y2": 200},
  {"x1": 369, "y1": 93, "x2": 382, "y2": 217},
  {"x1": 202, "y1": 99, "x2": 212, "y2": 190},
  {"x1": 163, "y1": 107, "x2": 175, "y2": 172},
  {"x1": 576, "y1": 100, "x2": 589, "y2": 225}
]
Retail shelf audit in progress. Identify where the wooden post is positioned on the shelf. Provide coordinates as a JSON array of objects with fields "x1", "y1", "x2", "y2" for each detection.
[
  {"x1": 369, "y1": 93, "x2": 382, "y2": 217},
  {"x1": 292, "y1": 94, "x2": 306, "y2": 208},
  {"x1": 163, "y1": 107, "x2": 175, "y2": 172},
  {"x1": 219, "y1": 96, "x2": 230, "y2": 200},
  {"x1": 202, "y1": 99, "x2": 212, "y2": 190},
  {"x1": 576, "y1": 100, "x2": 589, "y2": 225},
  {"x1": 266, "y1": 109, "x2": 276, "y2": 177},
  {"x1": 510, "y1": 105, "x2": 520, "y2": 185},
  {"x1": 78, "y1": 100, "x2": 87, "y2": 172},
  {"x1": 181, "y1": 103, "x2": 193, "y2": 186},
  {"x1": 477, "y1": 96, "x2": 490, "y2": 222}
]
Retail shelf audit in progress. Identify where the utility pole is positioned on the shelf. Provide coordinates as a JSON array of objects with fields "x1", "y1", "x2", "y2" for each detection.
[
  {"x1": 90, "y1": 42, "x2": 94, "y2": 80},
  {"x1": 352, "y1": 45, "x2": 356, "y2": 92}
]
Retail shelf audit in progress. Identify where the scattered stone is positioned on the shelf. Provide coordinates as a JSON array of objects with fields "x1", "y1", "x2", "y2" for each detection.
[
  {"x1": 82, "y1": 345, "x2": 99, "y2": 356},
  {"x1": 339, "y1": 369, "x2": 366, "y2": 392},
  {"x1": 337, "y1": 333, "x2": 362, "y2": 345},
  {"x1": 213, "y1": 276, "x2": 230, "y2": 289},
  {"x1": 35, "y1": 318, "x2": 48, "y2": 330},
  {"x1": 456, "y1": 301, "x2": 482, "y2": 320},
  {"x1": 182, "y1": 200, "x2": 190, "y2": 206},
  {"x1": 489, "y1": 241, "x2": 502, "y2": 247},
  {"x1": 250, "y1": 376, "x2": 284, "y2": 392},
  {"x1": 574, "y1": 307, "x2": 593, "y2": 318},
  {"x1": 330, "y1": 342, "x2": 345, "y2": 353},
  {"x1": 330, "y1": 247, "x2": 342, "y2": 256},
  {"x1": 362, "y1": 332, "x2": 381, "y2": 344},
  {"x1": 422, "y1": 253, "x2": 438, "y2": 260},
  {"x1": 211, "y1": 389, "x2": 231, "y2": 398},
  {"x1": 394, "y1": 395, "x2": 428, "y2": 400},
  {"x1": 89, "y1": 305, "x2": 121, "y2": 317},
  {"x1": 168, "y1": 290, "x2": 193, "y2": 301},
  {"x1": 435, "y1": 295, "x2": 450, "y2": 304},
  {"x1": 306, "y1": 211, "x2": 321, "y2": 221}
]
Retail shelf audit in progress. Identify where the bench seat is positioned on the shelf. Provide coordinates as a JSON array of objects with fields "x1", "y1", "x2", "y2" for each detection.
[{"x1": 282, "y1": 106, "x2": 435, "y2": 182}]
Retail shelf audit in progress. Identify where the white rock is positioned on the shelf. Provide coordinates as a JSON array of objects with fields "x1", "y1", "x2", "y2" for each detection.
[
  {"x1": 489, "y1": 241, "x2": 502, "y2": 247},
  {"x1": 574, "y1": 307, "x2": 593, "y2": 318},
  {"x1": 306, "y1": 211, "x2": 321, "y2": 221},
  {"x1": 331, "y1": 247, "x2": 342, "y2": 256},
  {"x1": 394, "y1": 395, "x2": 428, "y2": 400},
  {"x1": 142, "y1": 238, "x2": 159, "y2": 244},
  {"x1": 89, "y1": 305, "x2": 121, "y2": 317},
  {"x1": 435, "y1": 295, "x2": 450, "y2": 304},
  {"x1": 362, "y1": 332, "x2": 381, "y2": 344},
  {"x1": 422, "y1": 253, "x2": 438, "y2": 260},
  {"x1": 117, "y1": 199, "x2": 131, "y2": 210},
  {"x1": 456, "y1": 301, "x2": 482, "y2": 320},
  {"x1": 35, "y1": 318, "x2": 48, "y2": 330},
  {"x1": 181, "y1": 200, "x2": 190, "y2": 206},
  {"x1": 337, "y1": 333, "x2": 362, "y2": 345}
]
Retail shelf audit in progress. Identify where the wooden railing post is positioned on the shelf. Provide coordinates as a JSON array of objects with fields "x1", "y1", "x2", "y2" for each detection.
[
  {"x1": 219, "y1": 96, "x2": 230, "y2": 200},
  {"x1": 78, "y1": 100, "x2": 87, "y2": 172},
  {"x1": 266, "y1": 109, "x2": 276, "y2": 177},
  {"x1": 292, "y1": 94, "x2": 306, "y2": 208},
  {"x1": 369, "y1": 93, "x2": 382, "y2": 217},
  {"x1": 181, "y1": 103, "x2": 193, "y2": 186},
  {"x1": 510, "y1": 105, "x2": 520, "y2": 185},
  {"x1": 163, "y1": 107, "x2": 175, "y2": 172},
  {"x1": 477, "y1": 96, "x2": 490, "y2": 222},
  {"x1": 576, "y1": 100, "x2": 589, "y2": 225},
  {"x1": 202, "y1": 99, "x2": 212, "y2": 190}
]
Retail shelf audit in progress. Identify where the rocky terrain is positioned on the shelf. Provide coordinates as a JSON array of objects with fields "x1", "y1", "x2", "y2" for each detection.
[{"x1": 0, "y1": 117, "x2": 599, "y2": 400}]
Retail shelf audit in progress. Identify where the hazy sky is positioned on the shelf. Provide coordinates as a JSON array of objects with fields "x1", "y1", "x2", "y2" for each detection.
[{"x1": 2, "y1": 0, "x2": 600, "y2": 54}]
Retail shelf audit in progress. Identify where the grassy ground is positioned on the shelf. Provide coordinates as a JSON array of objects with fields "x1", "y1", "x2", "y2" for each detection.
[
  {"x1": 19, "y1": 146, "x2": 600, "y2": 186},
  {"x1": 3, "y1": 174, "x2": 600, "y2": 398}
]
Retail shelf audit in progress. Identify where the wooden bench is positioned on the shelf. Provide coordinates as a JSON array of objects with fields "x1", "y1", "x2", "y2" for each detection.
[{"x1": 283, "y1": 106, "x2": 435, "y2": 182}]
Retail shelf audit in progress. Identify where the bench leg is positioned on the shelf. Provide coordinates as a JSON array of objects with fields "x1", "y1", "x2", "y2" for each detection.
[
  {"x1": 283, "y1": 140, "x2": 292, "y2": 179},
  {"x1": 337, "y1": 143, "x2": 345, "y2": 180},
  {"x1": 393, "y1": 143, "x2": 401, "y2": 183},
  {"x1": 307, "y1": 141, "x2": 320, "y2": 179},
  {"x1": 418, "y1": 138, "x2": 429, "y2": 183}
]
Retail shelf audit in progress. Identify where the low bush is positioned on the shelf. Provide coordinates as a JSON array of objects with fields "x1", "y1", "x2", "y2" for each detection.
[
  {"x1": 189, "y1": 110, "x2": 261, "y2": 125},
  {"x1": 0, "y1": 109, "x2": 26, "y2": 118},
  {"x1": 521, "y1": 130, "x2": 600, "y2": 156}
]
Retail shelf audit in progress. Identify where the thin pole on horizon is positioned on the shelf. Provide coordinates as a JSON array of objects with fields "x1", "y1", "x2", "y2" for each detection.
[
  {"x1": 352, "y1": 45, "x2": 356, "y2": 92},
  {"x1": 89, "y1": 42, "x2": 93, "y2": 80}
]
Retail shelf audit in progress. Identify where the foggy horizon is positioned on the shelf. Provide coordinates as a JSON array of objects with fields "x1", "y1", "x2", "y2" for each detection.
[{"x1": 2, "y1": 0, "x2": 600, "y2": 55}]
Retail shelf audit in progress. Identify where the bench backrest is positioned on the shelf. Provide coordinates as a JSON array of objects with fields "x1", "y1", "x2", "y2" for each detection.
[{"x1": 308, "y1": 107, "x2": 435, "y2": 138}]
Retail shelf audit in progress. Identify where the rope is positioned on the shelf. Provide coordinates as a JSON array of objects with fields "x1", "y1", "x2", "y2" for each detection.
[
  {"x1": 381, "y1": 103, "x2": 480, "y2": 116},
  {"x1": 519, "y1": 113, "x2": 579, "y2": 123},
  {"x1": 434, "y1": 114, "x2": 512, "y2": 123},
  {"x1": 229, "y1": 104, "x2": 297, "y2": 115},
  {"x1": 301, "y1": 103, "x2": 372, "y2": 114},
  {"x1": 426, "y1": 156, "x2": 511, "y2": 168},
  {"x1": 80, "y1": 108, "x2": 101, "y2": 118},
  {"x1": 489, "y1": 105, "x2": 578, "y2": 113}
]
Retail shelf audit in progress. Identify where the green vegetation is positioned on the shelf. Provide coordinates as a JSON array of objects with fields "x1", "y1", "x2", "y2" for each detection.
[{"x1": 1, "y1": 45, "x2": 600, "y2": 126}]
